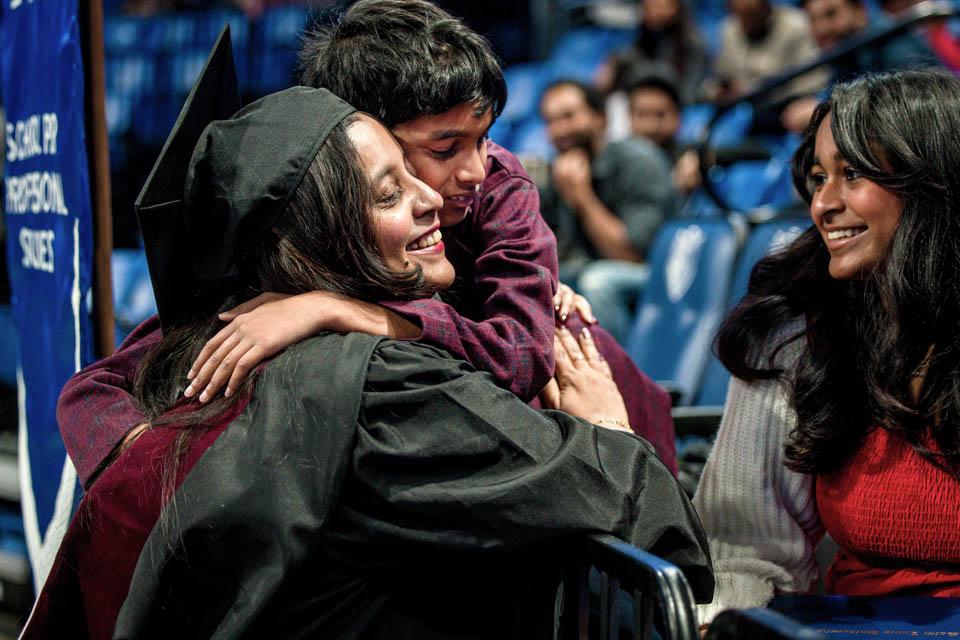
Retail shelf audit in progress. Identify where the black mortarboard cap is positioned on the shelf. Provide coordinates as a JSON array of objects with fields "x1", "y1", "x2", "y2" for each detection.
[
  {"x1": 135, "y1": 27, "x2": 356, "y2": 329},
  {"x1": 183, "y1": 86, "x2": 355, "y2": 296},
  {"x1": 135, "y1": 26, "x2": 243, "y2": 330}
]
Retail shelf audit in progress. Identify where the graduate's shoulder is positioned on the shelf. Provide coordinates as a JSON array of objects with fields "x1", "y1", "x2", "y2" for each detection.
[
  {"x1": 262, "y1": 332, "x2": 478, "y2": 387},
  {"x1": 364, "y1": 339, "x2": 482, "y2": 389}
]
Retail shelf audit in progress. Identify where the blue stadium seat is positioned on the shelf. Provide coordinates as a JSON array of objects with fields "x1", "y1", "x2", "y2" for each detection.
[
  {"x1": 676, "y1": 103, "x2": 716, "y2": 147},
  {"x1": 246, "y1": 5, "x2": 310, "y2": 94},
  {"x1": 549, "y1": 27, "x2": 619, "y2": 70},
  {"x1": 709, "y1": 160, "x2": 772, "y2": 211},
  {"x1": 694, "y1": 11, "x2": 725, "y2": 59},
  {"x1": 169, "y1": 50, "x2": 211, "y2": 94},
  {"x1": 710, "y1": 102, "x2": 754, "y2": 148},
  {"x1": 511, "y1": 116, "x2": 554, "y2": 160},
  {"x1": 105, "y1": 53, "x2": 156, "y2": 148},
  {"x1": 105, "y1": 94, "x2": 134, "y2": 140},
  {"x1": 105, "y1": 54, "x2": 156, "y2": 99},
  {"x1": 112, "y1": 249, "x2": 157, "y2": 344},
  {"x1": 625, "y1": 220, "x2": 739, "y2": 405},
  {"x1": 153, "y1": 13, "x2": 200, "y2": 53},
  {"x1": 712, "y1": 154, "x2": 800, "y2": 213},
  {"x1": 693, "y1": 219, "x2": 808, "y2": 407},
  {"x1": 103, "y1": 15, "x2": 154, "y2": 54},
  {"x1": 729, "y1": 219, "x2": 808, "y2": 303},
  {"x1": 678, "y1": 187, "x2": 724, "y2": 219},
  {"x1": 0, "y1": 306, "x2": 19, "y2": 388},
  {"x1": 131, "y1": 92, "x2": 186, "y2": 147},
  {"x1": 501, "y1": 63, "x2": 548, "y2": 125}
]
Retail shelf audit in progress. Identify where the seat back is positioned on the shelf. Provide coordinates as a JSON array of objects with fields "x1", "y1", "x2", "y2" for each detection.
[
  {"x1": 695, "y1": 220, "x2": 807, "y2": 406},
  {"x1": 625, "y1": 221, "x2": 739, "y2": 405}
]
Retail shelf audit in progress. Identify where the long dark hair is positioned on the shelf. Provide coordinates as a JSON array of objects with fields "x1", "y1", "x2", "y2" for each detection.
[
  {"x1": 119, "y1": 115, "x2": 440, "y2": 489},
  {"x1": 716, "y1": 69, "x2": 960, "y2": 477}
]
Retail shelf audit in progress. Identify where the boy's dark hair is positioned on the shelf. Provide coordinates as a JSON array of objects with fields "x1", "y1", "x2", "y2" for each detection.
[
  {"x1": 299, "y1": 0, "x2": 507, "y2": 127},
  {"x1": 541, "y1": 79, "x2": 606, "y2": 115},
  {"x1": 624, "y1": 64, "x2": 683, "y2": 110}
]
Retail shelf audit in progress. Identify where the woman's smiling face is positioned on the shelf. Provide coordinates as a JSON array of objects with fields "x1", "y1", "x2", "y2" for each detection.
[
  {"x1": 809, "y1": 115, "x2": 903, "y2": 280},
  {"x1": 347, "y1": 114, "x2": 455, "y2": 290}
]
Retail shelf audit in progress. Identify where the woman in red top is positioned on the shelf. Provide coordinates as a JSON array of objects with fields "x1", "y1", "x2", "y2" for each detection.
[{"x1": 694, "y1": 68, "x2": 960, "y2": 620}]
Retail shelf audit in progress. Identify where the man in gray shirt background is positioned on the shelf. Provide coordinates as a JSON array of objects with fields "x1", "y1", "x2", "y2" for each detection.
[{"x1": 539, "y1": 79, "x2": 676, "y2": 344}]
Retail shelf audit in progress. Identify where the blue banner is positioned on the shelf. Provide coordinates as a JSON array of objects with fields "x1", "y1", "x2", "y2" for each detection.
[{"x1": 0, "y1": 0, "x2": 93, "y2": 589}]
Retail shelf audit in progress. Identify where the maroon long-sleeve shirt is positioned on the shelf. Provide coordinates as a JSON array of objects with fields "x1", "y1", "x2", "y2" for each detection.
[{"x1": 58, "y1": 143, "x2": 676, "y2": 488}]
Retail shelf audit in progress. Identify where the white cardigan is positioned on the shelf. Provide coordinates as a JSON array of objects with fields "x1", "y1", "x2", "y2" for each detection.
[{"x1": 692, "y1": 340, "x2": 825, "y2": 625}]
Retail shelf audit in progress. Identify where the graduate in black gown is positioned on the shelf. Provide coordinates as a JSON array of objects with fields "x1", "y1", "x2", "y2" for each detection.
[{"x1": 24, "y1": 34, "x2": 712, "y2": 640}]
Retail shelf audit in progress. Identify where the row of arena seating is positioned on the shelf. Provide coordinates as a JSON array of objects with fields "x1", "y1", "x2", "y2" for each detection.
[{"x1": 105, "y1": 6, "x2": 315, "y2": 166}]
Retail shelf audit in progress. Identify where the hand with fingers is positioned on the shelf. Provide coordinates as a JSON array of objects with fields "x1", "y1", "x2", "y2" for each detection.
[
  {"x1": 553, "y1": 283, "x2": 596, "y2": 326},
  {"x1": 185, "y1": 291, "x2": 330, "y2": 403},
  {"x1": 185, "y1": 290, "x2": 421, "y2": 403},
  {"x1": 540, "y1": 325, "x2": 632, "y2": 433}
]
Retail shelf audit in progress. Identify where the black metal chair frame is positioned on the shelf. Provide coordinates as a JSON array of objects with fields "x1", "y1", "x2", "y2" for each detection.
[{"x1": 557, "y1": 533, "x2": 700, "y2": 640}]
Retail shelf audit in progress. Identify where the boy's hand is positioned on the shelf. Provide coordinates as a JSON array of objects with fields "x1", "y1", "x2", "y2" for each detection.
[
  {"x1": 553, "y1": 283, "x2": 596, "y2": 325},
  {"x1": 185, "y1": 291, "x2": 420, "y2": 403},
  {"x1": 185, "y1": 292, "x2": 328, "y2": 403}
]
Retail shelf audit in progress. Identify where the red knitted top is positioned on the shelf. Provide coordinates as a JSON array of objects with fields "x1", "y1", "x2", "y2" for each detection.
[{"x1": 816, "y1": 428, "x2": 960, "y2": 597}]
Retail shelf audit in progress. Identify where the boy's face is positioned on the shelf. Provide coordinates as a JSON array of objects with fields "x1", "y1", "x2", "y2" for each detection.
[
  {"x1": 392, "y1": 102, "x2": 493, "y2": 228},
  {"x1": 628, "y1": 86, "x2": 680, "y2": 148}
]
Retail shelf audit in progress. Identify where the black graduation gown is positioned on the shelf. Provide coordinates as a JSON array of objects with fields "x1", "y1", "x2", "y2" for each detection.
[{"x1": 114, "y1": 333, "x2": 713, "y2": 639}]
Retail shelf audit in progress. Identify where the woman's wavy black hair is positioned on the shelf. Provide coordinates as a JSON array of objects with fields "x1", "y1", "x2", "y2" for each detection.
[{"x1": 716, "y1": 69, "x2": 960, "y2": 476}]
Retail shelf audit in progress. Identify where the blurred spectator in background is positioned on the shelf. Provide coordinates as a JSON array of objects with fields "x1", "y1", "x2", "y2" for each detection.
[
  {"x1": 625, "y1": 64, "x2": 683, "y2": 159},
  {"x1": 623, "y1": 65, "x2": 703, "y2": 198},
  {"x1": 711, "y1": 0, "x2": 827, "y2": 103},
  {"x1": 877, "y1": 0, "x2": 958, "y2": 71},
  {"x1": 599, "y1": 0, "x2": 710, "y2": 104},
  {"x1": 624, "y1": 66, "x2": 774, "y2": 213},
  {"x1": 539, "y1": 79, "x2": 676, "y2": 344},
  {"x1": 600, "y1": 0, "x2": 709, "y2": 140},
  {"x1": 780, "y1": 0, "x2": 941, "y2": 132}
]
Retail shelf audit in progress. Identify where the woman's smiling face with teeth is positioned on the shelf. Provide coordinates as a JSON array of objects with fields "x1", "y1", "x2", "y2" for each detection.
[
  {"x1": 348, "y1": 114, "x2": 455, "y2": 290},
  {"x1": 809, "y1": 115, "x2": 903, "y2": 281}
]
